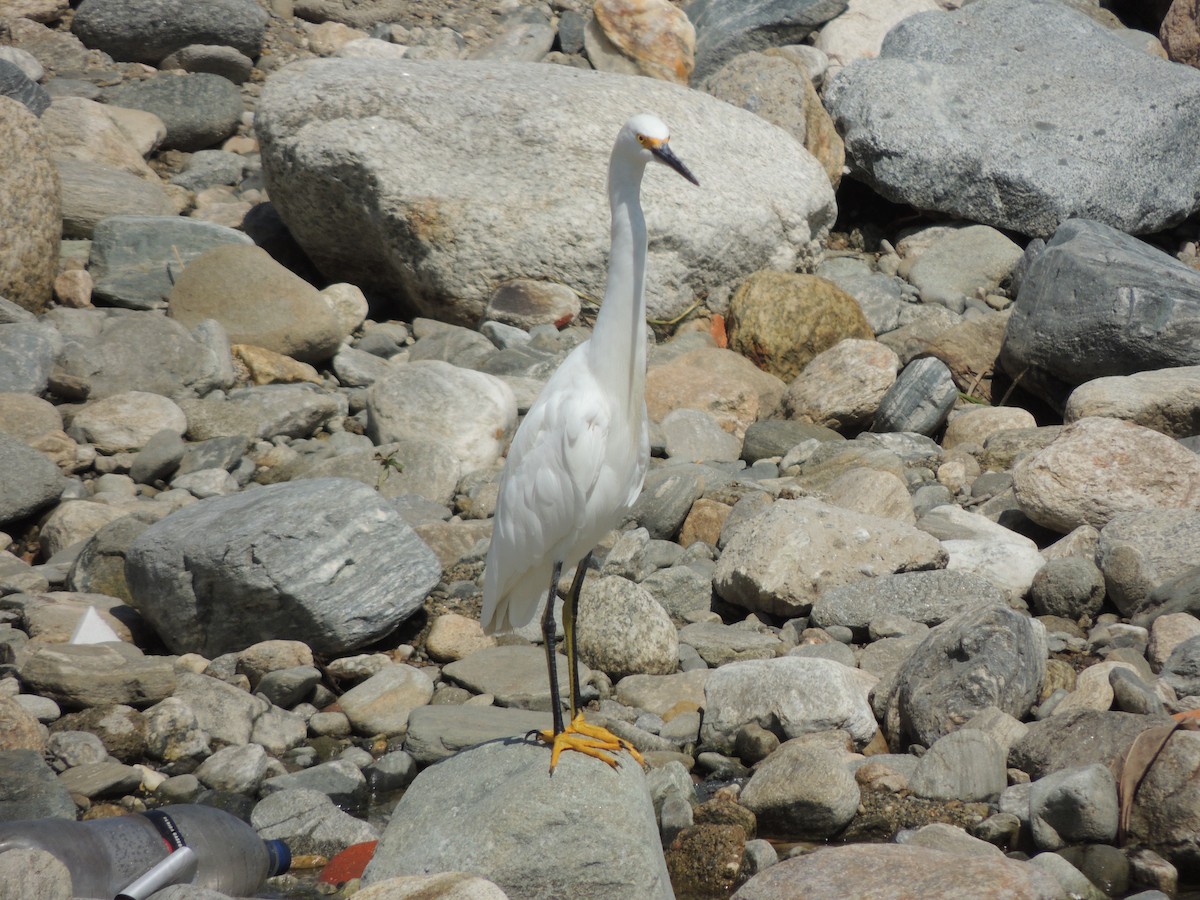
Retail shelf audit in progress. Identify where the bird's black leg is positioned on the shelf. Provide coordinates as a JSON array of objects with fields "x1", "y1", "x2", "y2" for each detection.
[
  {"x1": 562, "y1": 551, "x2": 592, "y2": 721},
  {"x1": 542, "y1": 560, "x2": 565, "y2": 737}
]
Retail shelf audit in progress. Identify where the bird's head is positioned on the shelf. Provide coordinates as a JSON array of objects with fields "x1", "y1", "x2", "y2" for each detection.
[{"x1": 621, "y1": 113, "x2": 699, "y2": 186}]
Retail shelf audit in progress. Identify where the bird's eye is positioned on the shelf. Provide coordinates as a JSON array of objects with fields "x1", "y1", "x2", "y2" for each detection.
[{"x1": 637, "y1": 134, "x2": 648, "y2": 145}]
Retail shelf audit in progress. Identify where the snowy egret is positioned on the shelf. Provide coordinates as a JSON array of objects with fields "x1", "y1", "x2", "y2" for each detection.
[{"x1": 481, "y1": 114, "x2": 698, "y2": 770}]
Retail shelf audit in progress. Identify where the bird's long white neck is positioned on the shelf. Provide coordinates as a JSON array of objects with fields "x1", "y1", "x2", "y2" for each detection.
[{"x1": 588, "y1": 152, "x2": 648, "y2": 410}]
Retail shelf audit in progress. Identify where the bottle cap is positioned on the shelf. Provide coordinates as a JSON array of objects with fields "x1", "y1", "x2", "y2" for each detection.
[{"x1": 265, "y1": 839, "x2": 291, "y2": 877}]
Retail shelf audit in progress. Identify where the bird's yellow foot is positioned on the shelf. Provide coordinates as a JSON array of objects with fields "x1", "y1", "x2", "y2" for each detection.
[{"x1": 535, "y1": 712, "x2": 646, "y2": 771}]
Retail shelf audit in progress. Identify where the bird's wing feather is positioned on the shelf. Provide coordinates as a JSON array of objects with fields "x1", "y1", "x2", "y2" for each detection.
[{"x1": 481, "y1": 352, "x2": 610, "y2": 633}]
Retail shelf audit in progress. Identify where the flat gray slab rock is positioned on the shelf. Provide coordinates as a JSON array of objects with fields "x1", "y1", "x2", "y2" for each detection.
[
  {"x1": 124, "y1": 477, "x2": 440, "y2": 656},
  {"x1": 404, "y1": 705, "x2": 553, "y2": 765},
  {"x1": 1001, "y1": 219, "x2": 1200, "y2": 410},
  {"x1": 256, "y1": 58, "x2": 834, "y2": 325},
  {"x1": 362, "y1": 739, "x2": 671, "y2": 900},
  {"x1": 441, "y1": 645, "x2": 591, "y2": 711},
  {"x1": 825, "y1": 0, "x2": 1200, "y2": 237}
]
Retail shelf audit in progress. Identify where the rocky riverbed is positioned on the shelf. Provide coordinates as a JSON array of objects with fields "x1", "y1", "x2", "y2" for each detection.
[{"x1": 2, "y1": 0, "x2": 1200, "y2": 898}]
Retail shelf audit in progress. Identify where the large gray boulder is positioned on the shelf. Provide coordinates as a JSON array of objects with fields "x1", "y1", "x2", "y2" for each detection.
[
  {"x1": 124, "y1": 478, "x2": 440, "y2": 656},
  {"x1": 363, "y1": 740, "x2": 671, "y2": 899},
  {"x1": 825, "y1": 0, "x2": 1200, "y2": 237},
  {"x1": 256, "y1": 58, "x2": 835, "y2": 325},
  {"x1": 1001, "y1": 219, "x2": 1200, "y2": 410},
  {"x1": 0, "y1": 434, "x2": 66, "y2": 527},
  {"x1": 71, "y1": 0, "x2": 268, "y2": 65},
  {"x1": 883, "y1": 603, "x2": 1047, "y2": 748}
]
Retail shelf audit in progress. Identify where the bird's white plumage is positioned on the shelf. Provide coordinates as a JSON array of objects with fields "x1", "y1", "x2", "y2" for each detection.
[{"x1": 480, "y1": 113, "x2": 694, "y2": 638}]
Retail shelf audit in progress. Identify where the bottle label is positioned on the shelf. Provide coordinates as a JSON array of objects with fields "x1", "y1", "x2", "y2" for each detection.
[{"x1": 143, "y1": 810, "x2": 187, "y2": 853}]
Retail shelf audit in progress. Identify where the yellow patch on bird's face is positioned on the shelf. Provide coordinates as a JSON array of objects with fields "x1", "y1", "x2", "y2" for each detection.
[{"x1": 637, "y1": 134, "x2": 666, "y2": 150}]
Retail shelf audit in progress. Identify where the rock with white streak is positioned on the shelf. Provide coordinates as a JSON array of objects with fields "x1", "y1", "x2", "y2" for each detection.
[
  {"x1": 125, "y1": 478, "x2": 440, "y2": 656},
  {"x1": 256, "y1": 58, "x2": 834, "y2": 325}
]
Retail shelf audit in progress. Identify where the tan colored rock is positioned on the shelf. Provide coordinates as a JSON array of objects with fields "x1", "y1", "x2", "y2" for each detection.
[
  {"x1": 320, "y1": 282, "x2": 370, "y2": 336},
  {"x1": 943, "y1": 406, "x2": 1037, "y2": 451},
  {"x1": 4, "y1": 0, "x2": 69, "y2": 22},
  {"x1": 590, "y1": 0, "x2": 695, "y2": 84},
  {"x1": 679, "y1": 497, "x2": 731, "y2": 547},
  {"x1": 1149, "y1": 613, "x2": 1200, "y2": 671},
  {"x1": 39, "y1": 97, "x2": 159, "y2": 180},
  {"x1": 232, "y1": 344, "x2": 322, "y2": 385},
  {"x1": 305, "y1": 20, "x2": 370, "y2": 56},
  {"x1": 0, "y1": 694, "x2": 45, "y2": 752},
  {"x1": 1161, "y1": 0, "x2": 1200, "y2": 68},
  {"x1": 53, "y1": 268, "x2": 93, "y2": 307},
  {"x1": 0, "y1": 97, "x2": 60, "y2": 312},
  {"x1": 426, "y1": 613, "x2": 496, "y2": 663},
  {"x1": 169, "y1": 244, "x2": 344, "y2": 363},
  {"x1": 236, "y1": 640, "x2": 314, "y2": 688},
  {"x1": 0, "y1": 393, "x2": 62, "y2": 443},
  {"x1": 1014, "y1": 417, "x2": 1200, "y2": 532},
  {"x1": 1051, "y1": 660, "x2": 1138, "y2": 716},
  {"x1": 1064, "y1": 365, "x2": 1200, "y2": 438},
  {"x1": 782, "y1": 339, "x2": 899, "y2": 433},
  {"x1": 824, "y1": 468, "x2": 914, "y2": 523},
  {"x1": 646, "y1": 347, "x2": 785, "y2": 441},
  {"x1": 19, "y1": 591, "x2": 135, "y2": 643},
  {"x1": 727, "y1": 272, "x2": 873, "y2": 382},
  {"x1": 57, "y1": 158, "x2": 177, "y2": 239},
  {"x1": 916, "y1": 311, "x2": 1009, "y2": 403}
]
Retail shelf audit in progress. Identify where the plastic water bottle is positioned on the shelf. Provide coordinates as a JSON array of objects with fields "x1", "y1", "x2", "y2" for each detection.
[{"x1": 0, "y1": 804, "x2": 290, "y2": 899}]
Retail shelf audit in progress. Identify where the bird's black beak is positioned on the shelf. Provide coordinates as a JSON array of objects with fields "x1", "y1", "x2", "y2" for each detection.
[{"x1": 652, "y1": 143, "x2": 699, "y2": 186}]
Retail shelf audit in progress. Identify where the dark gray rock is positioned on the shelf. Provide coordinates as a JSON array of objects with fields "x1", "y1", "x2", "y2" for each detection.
[
  {"x1": 0, "y1": 750, "x2": 76, "y2": 821},
  {"x1": 740, "y1": 418, "x2": 842, "y2": 462},
  {"x1": 0, "y1": 434, "x2": 65, "y2": 527},
  {"x1": 884, "y1": 604, "x2": 1047, "y2": 748},
  {"x1": 0, "y1": 59, "x2": 50, "y2": 116},
  {"x1": 159, "y1": 44, "x2": 255, "y2": 84},
  {"x1": 129, "y1": 430, "x2": 187, "y2": 485},
  {"x1": 1029, "y1": 556, "x2": 1106, "y2": 620},
  {"x1": 260, "y1": 759, "x2": 367, "y2": 809},
  {"x1": 72, "y1": 0, "x2": 268, "y2": 65},
  {"x1": 0, "y1": 321, "x2": 61, "y2": 394},
  {"x1": 1131, "y1": 564, "x2": 1200, "y2": 627},
  {"x1": 168, "y1": 150, "x2": 247, "y2": 192},
  {"x1": 103, "y1": 73, "x2": 243, "y2": 152},
  {"x1": 89, "y1": 215, "x2": 252, "y2": 310},
  {"x1": 811, "y1": 570, "x2": 1006, "y2": 639},
  {"x1": 1001, "y1": 220, "x2": 1200, "y2": 410},
  {"x1": 363, "y1": 739, "x2": 671, "y2": 899},
  {"x1": 631, "y1": 463, "x2": 732, "y2": 540},
  {"x1": 1108, "y1": 667, "x2": 1165, "y2": 717},
  {"x1": 871, "y1": 357, "x2": 958, "y2": 436},
  {"x1": 686, "y1": 0, "x2": 849, "y2": 82},
  {"x1": 1009, "y1": 709, "x2": 1173, "y2": 779},
  {"x1": 1125, "y1": 730, "x2": 1200, "y2": 874},
  {"x1": 558, "y1": 9, "x2": 587, "y2": 55},
  {"x1": 1161, "y1": 635, "x2": 1200, "y2": 698},
  {"x1": 125, "y1": 478, "x2": 440, "y2": 656},
  {"x1": 175, "y1": 435, "x2": 249, "y2": 476},
  {"x1": 825, "y1": 1, "x2": 1200, "y2": 237},
  {"x1": 1029, "y1": 764, "x2": 1119, "y2": 850}
]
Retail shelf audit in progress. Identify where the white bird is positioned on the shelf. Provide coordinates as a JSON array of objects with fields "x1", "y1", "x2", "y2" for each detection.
[{"x1": 480, "y1": 114, "x2": 698, "y2": 770}]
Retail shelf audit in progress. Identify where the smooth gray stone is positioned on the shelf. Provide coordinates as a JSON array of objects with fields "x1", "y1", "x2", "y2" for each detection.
[
  {"x1": 403, "y1": 705, "x2": 553, "y2": 765},
  {"x1": 1161, "y1": 635, "x2": 1200, "y2": 698},
  {"x1": 557, "y1": 9, "x2": 587, "y2": 55},
  {"x1": 71, "y1": 0, "x2": 268, "y2": 65},
  {"x1": 469, "y1": 7, "x2": 555, "y2": 62},
  {"x1": 175, "y1": 434, "x2": 249, "y2": 476},
  {"x1": 816, "y1": 256, "x2": 907, "y2": 334},
  {"x1": 908, "y1": 729, "x2": 1007, "y2": 802},
  {"x1": 811, "y1": 569, "x2": 1005, "y2": 639},
  {"x1": 871, "y1": 356, "x2": 957, "y2": 436},
  {"x1": 1108, "y1": 667, "x2": 1165, "y2": 717},
  {"x1": 363, "y1": 750, "x2": 417, "y2": 794},
  {"x1": 1029, "y1": 764, "x2": 1118, "y2": 850},
  {"x1": 740, "y1": 418, "x2": 843, "y2": 462},
  {"x1": 103, "y1": 73, "x2": 243, "y2": 152},
  {"x1": 686, "y1": 0, "x2": 848, "y2": 82},
  {"x1": 66, "y1": 514, "x2": 155, "y2": 601},
  {"x1": 1131, "y1": 564, "x2": 1200, "y2": 627},
  {"x1": 0, "y1": 750, "x2": 76, "y2": 821},
  {"x1": 0, "y1": 321, "x2": 61, "y2": 394},
  {"x1": 630, "y1": 463, "x2": 733, "y2": 540},
  {"x1": 56, "y1": 760, "x2": 143, "y2": 799},
  {"x1": 825, "y1": 0, "x2": 1200, "y2": 237},
  {"x1": 1010, "y1": 709, "x2": 1174, "y2": 780},
  {"x1": 255, "y1": 665, "x2": 321, "y2": 709},
  {"x1": 179, "y1": 385, "x2": 345, "y2": 442},
  {"x1": 363, "y1": 739, "x2": 671, "y2": 899},
  {"x1": 883, "y1": 604, "x2": 1046, "y2": 748},
  {"x1": 0, "y1": 433, "x2": 66, "y2": 527},
  {"x1": 441, "y1": 645, "x2": 591, "y2": 712},
  {"x1": 159, "y1": 44, "x2": 255, "y2": 84},
  {"x1": 19, "y1": 643, "x2": 176, "y2": 709},
  {"x1": 251, "y1": 788, "x2": 379, "y2": 858},
  {"x1": 260, "y1": 759, "x2": 367, "y2": 809},
  {"x1": 125, "y1": 478, "x2": 440, "y2": 656},
  {"x1": 54, "y1": 309, "x2": 229, "y2": 400},
  {"x1": 89, "y1": 215, "x2": 252, "y2": 310},
  {"x1": 0, "y1": 59, "x2": 49, "y2": 116},
  {"x1": 1001, "y1": 220, "x2": 1200, "y2": 410},
  {"x1": 1029, "y1": 556, "x2": 1105, "y2": 620},
  {"x1": 0, "y1": 297, "x2": 36, "y2": 325},
  {"x1": 129, "y1": 429, "x2": 187, "y2": 485}
]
